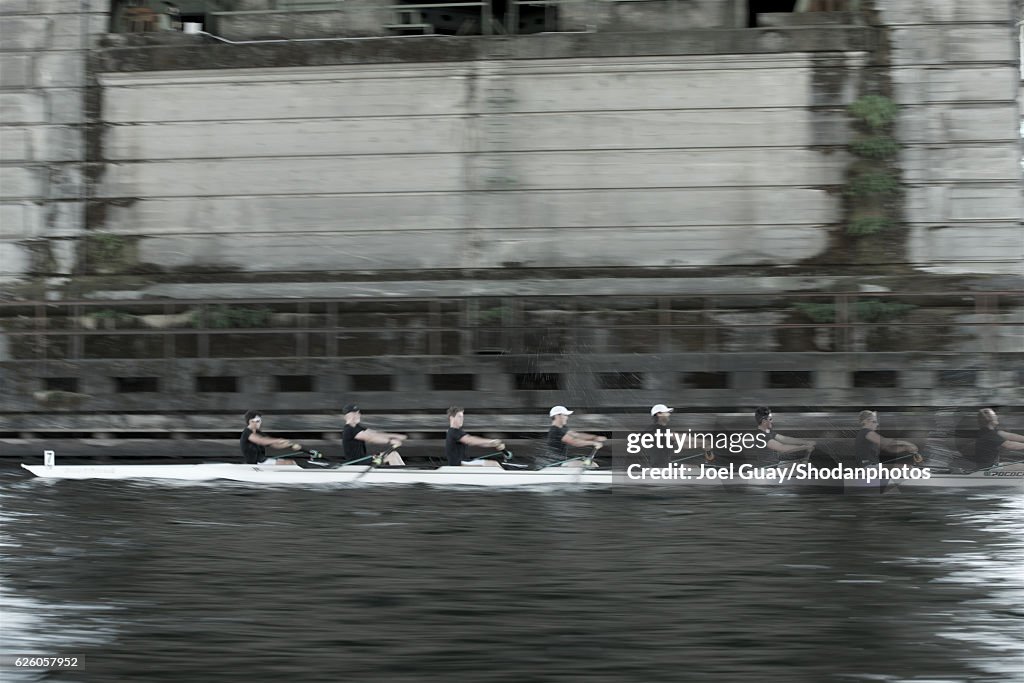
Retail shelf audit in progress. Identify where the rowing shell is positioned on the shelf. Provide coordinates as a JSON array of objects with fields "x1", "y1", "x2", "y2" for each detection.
[
  {"x1": 896, "y1": 464, "x2": 1024, "y2": 490},
  {"x1": 19, "y1": 462, "x2": 1024, "y2": 490},
  {"x1": 20, "y1": 463, "x2": 613, "y2": 486}
]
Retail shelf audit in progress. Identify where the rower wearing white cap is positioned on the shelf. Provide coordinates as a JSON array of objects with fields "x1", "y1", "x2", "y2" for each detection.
[
  {"x1": 647, "y1": 404, "x2": 674, "y2": 467},
  {"x1": 651, "y1": 404, "x2": 673, "y2": 428},
  {"x1": 546, "y1": 406, "x2": 606, "y2": 466}
]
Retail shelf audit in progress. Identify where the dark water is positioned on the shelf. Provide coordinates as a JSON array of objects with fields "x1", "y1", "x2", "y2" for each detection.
[{"x1": 1, "y1": 468, "x2": 1022, "y2": 683}]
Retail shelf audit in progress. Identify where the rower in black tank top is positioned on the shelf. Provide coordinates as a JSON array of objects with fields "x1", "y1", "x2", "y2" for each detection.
[{"x1": 854, "y1": 427, "x2": 880, "y2": 467}]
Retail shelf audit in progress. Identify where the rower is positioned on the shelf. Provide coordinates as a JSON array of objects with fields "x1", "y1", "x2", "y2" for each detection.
[
  {"x1": 546, "y1": 406, "x2": 605, "y2": 467},
  {"x1": 973, "y1": 409, "x2": 1024, "y2": 469},
  {"x1": 240, "y1": 410, "x2": 303, "y2": 464},
  {"x1": 646, "y1": 404, "x2": 674, "y2": 467},
  {"x1": 445, "y1": 406, "x2": 505, "y2": 467},
  {"x1": 341, "y1": 404, "x2": 406, "y2": 466},
  {"x1": 751, "y1": 406, "x2": 815, "y2": 466},
  {"x1": 854, "y1": 410, "x2": 920, "y2": 467}
]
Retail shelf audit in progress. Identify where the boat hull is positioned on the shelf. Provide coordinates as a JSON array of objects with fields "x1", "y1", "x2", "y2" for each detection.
[
  {"x1": 19, "y1": 462, "x2": 1024, "y2": 491},
  {"x1": 20, "y1": 463, "x2": 613, "y2": 486}
]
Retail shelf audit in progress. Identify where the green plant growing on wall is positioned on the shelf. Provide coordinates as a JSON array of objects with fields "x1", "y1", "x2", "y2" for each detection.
[
  {"x1": 847, "y1": 216, "x2": 892, "y2": 236},
  {"x1": 846, "y1": 171, "x2": 901, "y2": 197},
  {"x1": 843, "y1": 95, "x2": 903, "y2": 238},
  {"x1": 848, "y1": 135, "x2": 899, "y2": 160},
  {"x1": 88, "y1": 233, "x2": 126, "y2": 262},
  {"x1": 848, "y1": 95, "x2": 899, "y2": 130},
  {"x1": 84, "y1": 233, "x2": 139, "y2": 274},
  {"x1": 794, "y1": 299, "x2": 916, "y2": 324},
  {"x1": 190, "y1": 306, "x2": 273, "y2": 329}
]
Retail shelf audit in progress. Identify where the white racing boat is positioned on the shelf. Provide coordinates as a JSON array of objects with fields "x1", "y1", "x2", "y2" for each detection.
[
  {"x1": 895, "y1": 463, "x2": 1024, "y2": 490},
  {"x1": 20, "y1": 462, "x2": 614, "y2": 486},
  {"x1": 19, "y1": 459, "x2": 1024, "y2": 491}
]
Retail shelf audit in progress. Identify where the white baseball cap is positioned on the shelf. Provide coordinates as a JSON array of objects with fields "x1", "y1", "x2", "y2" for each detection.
[
  {"x1": 549, "y1": 405, "x2": 574, "y2": 417},
  {"x1": 650, "y1": 404, "x2": 674, "y2": 416}
]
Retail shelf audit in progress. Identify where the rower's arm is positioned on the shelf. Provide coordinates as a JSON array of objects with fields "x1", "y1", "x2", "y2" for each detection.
[
  {"x1": 249, "y1": 432, "x2": 300, "y2": 450},
  {"x1": 564, "y1": 430, "x2": 606, "y2": 448},
  {"x1": 998, "y1": 439, "x2": 1024, "y2": 452},
  {"x1": 876, "y1": 434, "x2": 917, "y2": 454},
  {"x1": 775, "y1": 433, "x2": 814, "y2": 447},
  {"x1": 767, "y1": 438, "x2": 810, "y2": 454},
  {"x1": 997, "y1": 430, "x2": 1024, "y2": 444},
  {"x1": 357, "y1": 428, "x2": 407, "y2": 446},
  {"x1": 459, "y1": 434, "x2": 506, "y2": 450}
]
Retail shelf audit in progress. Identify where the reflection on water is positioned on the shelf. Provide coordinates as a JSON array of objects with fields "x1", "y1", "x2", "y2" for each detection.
[{"x1": 1, "y1": 469, "x2": 1022, "y2": 683}]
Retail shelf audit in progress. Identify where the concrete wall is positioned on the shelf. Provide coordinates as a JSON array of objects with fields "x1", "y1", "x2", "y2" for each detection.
[
  {"x1": 1, "y1": 3, "x2": 1021, "y2": 286},
  {"x1": 85, "y1": 46, "x2": 862, "y2": 275},
  {"x1": 0, "y1": 0, "x2": 109, "y2": 280},
  {"x1": 876, "y1": 0, "x2": 1023, "y2": 274}
]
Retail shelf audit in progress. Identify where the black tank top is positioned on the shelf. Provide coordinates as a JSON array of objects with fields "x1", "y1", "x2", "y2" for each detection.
[
  {"x1": 240, "y1": 428, "x2": 266, "y2": 464},
  {"x1": 854, "y1": 428, "x2": 879, "y2": 466},
  {"x1": 973, "y1": 429, "x2": 1003, "y2": 469}
]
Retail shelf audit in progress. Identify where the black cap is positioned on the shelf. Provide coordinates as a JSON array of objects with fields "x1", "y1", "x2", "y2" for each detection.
[{"x1": 343, "y1": 404, "x2": 360, "y2": 413}]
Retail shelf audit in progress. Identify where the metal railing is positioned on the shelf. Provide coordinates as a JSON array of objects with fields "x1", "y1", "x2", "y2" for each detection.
[{"x1": 1, "y1": 291, "x2": 1020, "y2": 360}]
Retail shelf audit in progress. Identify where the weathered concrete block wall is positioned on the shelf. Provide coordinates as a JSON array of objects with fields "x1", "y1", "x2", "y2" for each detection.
[
  {"x1": 89, "y1": 47, "x2": 862, "y2": 274},
  {"x1": 876, "y1": 0, "x2": 1023, "y2": 274},
  {"x1": 0, "y1": 0, "x2": 109, "y2": 281},
  {"x1": 210, "y1": 0, "x2": 394, "y2": 41}
]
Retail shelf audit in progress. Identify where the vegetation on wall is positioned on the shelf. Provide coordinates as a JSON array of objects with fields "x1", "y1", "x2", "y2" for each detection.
[
  {"x1": 844, "y1": 95, "x2": 902, "y2": 237},
  {"x1": 793, "y1": 299, "x2": 917, "y2": 323},
  {"x1": 189, "y1": 306, "x2": 273, "y2": 329}
]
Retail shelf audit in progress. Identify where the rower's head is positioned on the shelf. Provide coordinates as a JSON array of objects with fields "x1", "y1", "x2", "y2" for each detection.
[
  {"x1": 343, "y1": 404, "x2": 361, "y2": 424},
  {"x1": 978, "y1": 408, "x2": 998, "y2": 428},
  {"x1": 447, "y1": 406, "x2": 464, "y2": 428},
  {"x1": 754, "y1": 406, "x2": 772, "y2": 430},
  {"x1": 549, "y1": 405, "x2": 573, "y2": 427},
  {"x1": 651, "y1": 404, "x2": 673, "y2": 425},
  {"x1": 858, "y1": 410, "x2": 879, "y2": 429},
  {"x1": 244, "y1": 409, "x2": 263, "y2": 429}
]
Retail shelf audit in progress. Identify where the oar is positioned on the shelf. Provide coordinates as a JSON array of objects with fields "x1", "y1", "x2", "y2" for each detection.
[
  {"x1": 469, "y1": 450, "x2": 514, "y2": 463},
  {"x1": 543, "y1": 446, "x2": 599, "y2": 469},
  {"x1": 670, "y1": 450, "x2": 712, "y2": 465},
  {"x1": 883, "y1": 451, "x2": 925, "y2": 465}
]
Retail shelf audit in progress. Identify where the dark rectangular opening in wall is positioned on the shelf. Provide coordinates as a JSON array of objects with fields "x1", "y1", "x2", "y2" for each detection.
[
  {"x1": 115, "y1": 377, "x2": 160, "y2": 393},
  {"x1": 682, "y1": 372, "x2": 729, "y2": 389},
  {"x1": 351, "y1": 375, "x2": 393, "y2": 392},
  {"x1": 767, "y1": 371, "x2": 812, "y2": 389},
  {"x1": 275, "y1": 375, "x2": 314, "y2": 392},
  {"x1": 938, "y1": 370, "x2": 977, "y2": 387},
  {"x1": 514, "y1": 373, "x2": 560, "y2": 390},
  {"x1": 196, "y1": 376, "x2": 238, "y2": 393},
  {"x1": 852, "y1": 371, "x2": 899, "y2": 388},
  {"x1": 597, "y1": 372, "x2": 643, "y2": 390},
  {"x1": 43, "y1": 377, "x2": 78, "y2": 392},
  {"x1": 430, "y1": 374, "x2": 475, "y2": 391}
]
